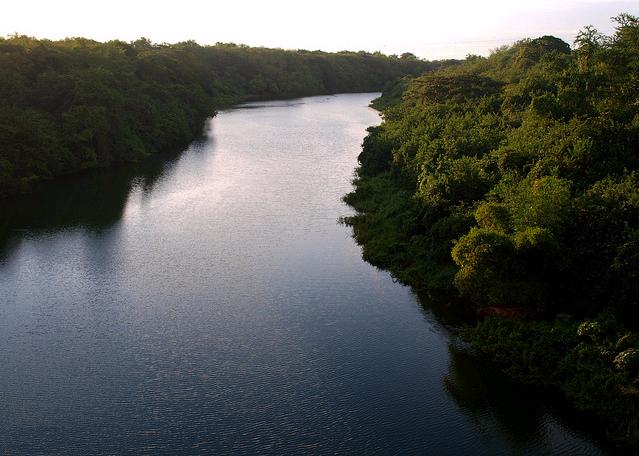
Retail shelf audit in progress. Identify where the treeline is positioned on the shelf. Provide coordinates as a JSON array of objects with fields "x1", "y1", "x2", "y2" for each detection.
[
  {"x1": 0, "y1": 36, "x2": 445, "y2": 197},
  {"x1": 345, "y1": 15, "x2": 639, "y2": 447}
]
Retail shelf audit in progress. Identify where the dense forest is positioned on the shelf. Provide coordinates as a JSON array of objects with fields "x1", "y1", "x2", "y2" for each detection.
[
  {"x1": 0, "y1": 36, "x2": 444, "y2": 197},
  {"x1": 344, "y1": 14, "x2": 639, "y2": 448}
]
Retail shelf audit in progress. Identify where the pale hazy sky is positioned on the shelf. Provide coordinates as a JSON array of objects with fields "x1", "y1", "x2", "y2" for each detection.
[{"x1": 2, "y1": 0, "x2": 638, "y2": 59}]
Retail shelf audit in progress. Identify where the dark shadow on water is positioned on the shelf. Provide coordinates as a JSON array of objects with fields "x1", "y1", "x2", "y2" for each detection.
[
  {"x1": 234, "y1": 101, "x2": 307, "y2": 110},
  {"x1": 342, "y1": 236, "x2": 619, "y2": 452},
  {"x1": 390, "y1": 287, "x2": 621, "y2": 453},
  {"x1": 443, "y1": 341, "x2": 622, "y2": 454},
  {"x1": 233, "y1": 94, "x2": 337, "y2": 111},
  {"x1": 445, "y1": 341, "x2": 545, "y2": 445},
  {"x1": 0, "y1": 144, "x2": 197, "y2": 262}
]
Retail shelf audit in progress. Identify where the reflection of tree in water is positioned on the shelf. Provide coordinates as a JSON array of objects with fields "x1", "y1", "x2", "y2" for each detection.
[
  {"x1": 412, "y1": 293, "x2": 555, "y2": 448},
  {"x1": 414, "y1": 289, "x2": 474, "y2": 329},
  {"x1": 443, "y1": 342, "x2": 617, "y2": 454},
  {"x1": 413, "y1": 289, "x2": 614, "y2": 453},
  {"x1": 0, "y1": 151, "x2": 181, "y2": 260},
  {"x1": 383, "y1": 267, "x2": 613, "y2": 452},
  {"x1": 443, "y1": 341, "x2": 545, "y2": 448}
]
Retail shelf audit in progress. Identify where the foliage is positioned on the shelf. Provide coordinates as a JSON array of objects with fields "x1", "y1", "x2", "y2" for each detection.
[
  {"x1": 342, "y1": 173, "x2": 458, "y2": 291},
  {"x1": 464, "y1": 314, "x2": 639, "y2": 448},
  {"x1": 369, "y1": 77, "x2": 410, "y2": 110},
  {"x1": 345, "y1": 14, "x2": 639, "y2": 449},
  {"x1": 474, "y1": 202, "x2": 510, "y2": 231},
  {"x1": 0, "y1": 35, "x2": 441, "y2": 197},
  {"x1": 405, "y1": 74, "x2": 503, "y2": 106},
  {"x1": 348, "y1": 14, "x2": 639, "y2": 322}
]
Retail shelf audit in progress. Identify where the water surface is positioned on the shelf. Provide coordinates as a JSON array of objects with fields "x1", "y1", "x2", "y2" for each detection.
[{"x1": 0, "y1": 94, "x2": 615, "y2": 455}]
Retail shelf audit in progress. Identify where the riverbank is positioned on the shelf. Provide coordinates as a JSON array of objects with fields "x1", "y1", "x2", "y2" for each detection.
[
  {"x1": 344, "y1": 150, "x2": 639, "y2": 452},
  {"x1": 0, "y1": 36, "x2": 455, "y2": 198},
  {"x1": 344, "y1": 15, "x2": 639, "y2": 452}
]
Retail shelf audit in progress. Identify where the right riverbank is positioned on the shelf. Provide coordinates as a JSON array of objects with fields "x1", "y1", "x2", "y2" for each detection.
[{"x1": 343, "y1": 15, "x2": 639, "y2": 451}]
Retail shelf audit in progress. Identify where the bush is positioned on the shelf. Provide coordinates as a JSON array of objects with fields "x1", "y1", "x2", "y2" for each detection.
[{"x1": 475, "y1": 202, "x2": 511, "y2": 231}]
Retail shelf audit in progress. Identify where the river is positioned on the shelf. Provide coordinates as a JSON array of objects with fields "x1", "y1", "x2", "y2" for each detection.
[{"x1": 0, "y1": 93, "x2": 616, "y2": 455}]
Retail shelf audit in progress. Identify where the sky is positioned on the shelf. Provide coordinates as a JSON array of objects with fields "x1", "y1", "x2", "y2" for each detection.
[{"x1": 2, "y1": 0, "x2": 638, "y2": 59}]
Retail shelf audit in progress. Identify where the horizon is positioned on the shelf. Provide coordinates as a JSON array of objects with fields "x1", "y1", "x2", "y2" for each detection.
[{"x1": 2, "y1": 0, "x2": 638, "y2": 60}]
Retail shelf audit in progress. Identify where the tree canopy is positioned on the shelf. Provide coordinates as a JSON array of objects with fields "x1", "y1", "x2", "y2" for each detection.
[
  {"x1": 345, "y1": 14, "x2": 639, "y2": 447},
  {"x1": 0, "y1": 36, "x2": 446, "y2": 197}
]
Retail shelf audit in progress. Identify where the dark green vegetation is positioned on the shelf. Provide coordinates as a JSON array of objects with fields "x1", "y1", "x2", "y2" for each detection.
[
  {"x1": 344, "y1": 14, "x2": 639, "y2": 449},
  {"x1": 0, "y1": 36, "x2": 442, "y2": 197}
]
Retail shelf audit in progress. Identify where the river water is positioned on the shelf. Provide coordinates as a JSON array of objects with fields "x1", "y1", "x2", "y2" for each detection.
[{"x1": 0, "y1": 94, "x2": 615, "y2": 455}]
